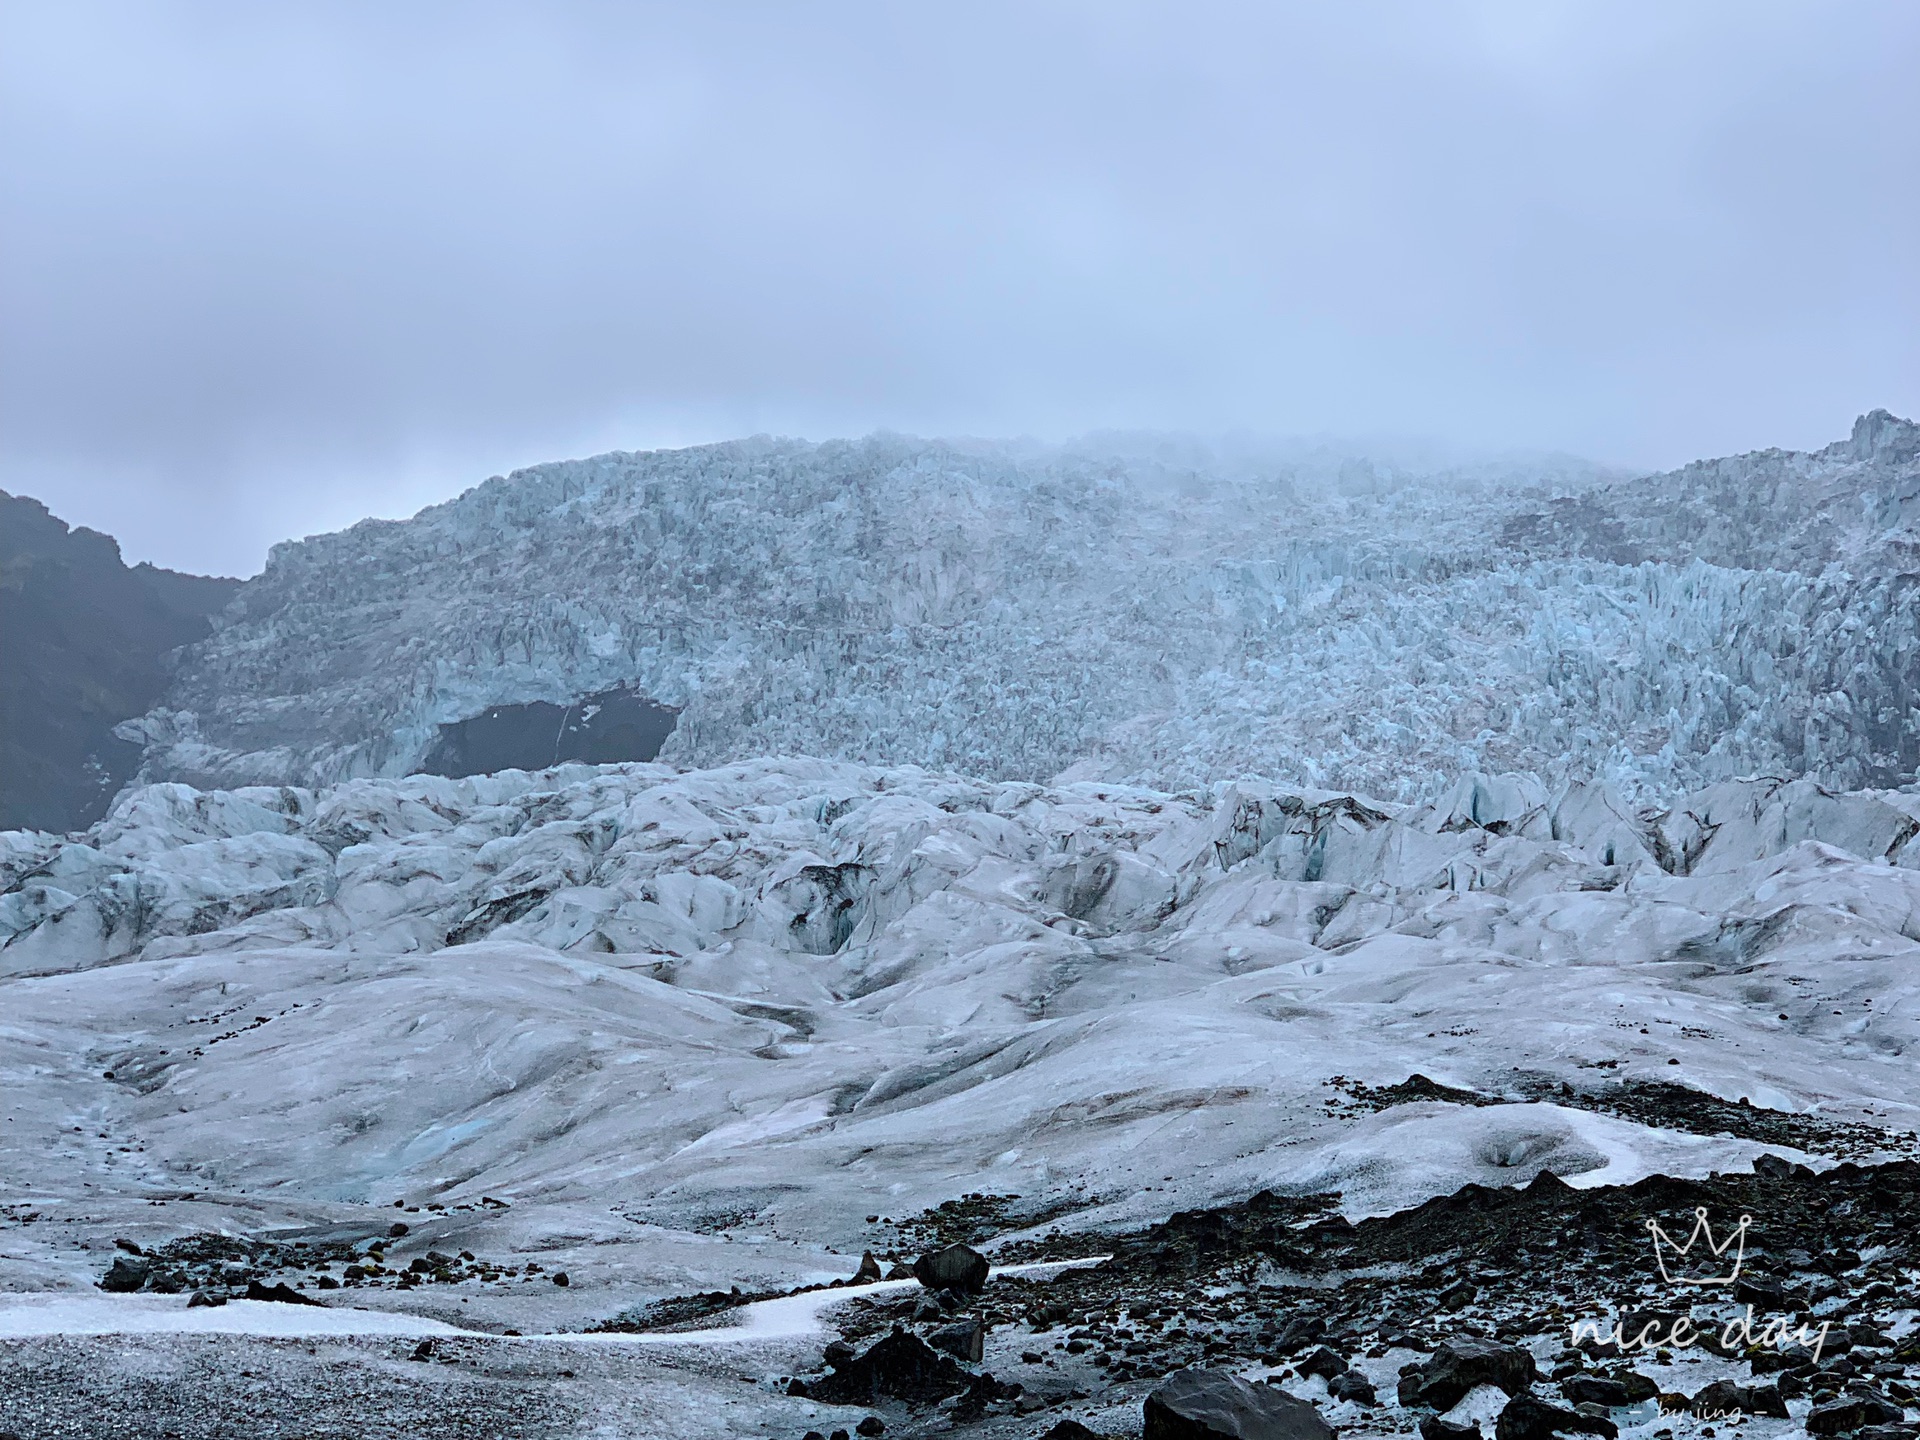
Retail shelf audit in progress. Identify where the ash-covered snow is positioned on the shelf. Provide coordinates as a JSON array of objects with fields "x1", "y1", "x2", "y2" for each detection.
[
  {"x1": 120, "y1": 412, "x2": 1920, "y2": 803},
  {"x1": 4, "y1": 756, "x2": 1918, "y2": 1321}
]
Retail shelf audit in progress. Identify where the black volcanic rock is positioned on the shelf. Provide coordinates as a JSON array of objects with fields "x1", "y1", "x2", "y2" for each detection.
[
  {"x1": 912, "y1": 1243, "x2": 989, "y2": 1295},
  {"x1": 1495, "y1": 1394, "x2": 1617, "y2": 1440},
  {"x1": 806, "y1": 1329, "x2": 972, "y2": 1405},
  {"x1": 1, "y1": 490, "x2": 237, "y2": 831},
  {"x1": 1143, "y1": 1368, "x2": 1335, "y2": 1440},
  {"x1": 1401, "y1": 1339, "x2": 1538, "y2": 1411}
]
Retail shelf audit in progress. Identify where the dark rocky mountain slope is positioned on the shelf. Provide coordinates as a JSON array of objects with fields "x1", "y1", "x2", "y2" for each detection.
[{"x1": 0, "y1": 491, "x2": 239, "y2": 832}]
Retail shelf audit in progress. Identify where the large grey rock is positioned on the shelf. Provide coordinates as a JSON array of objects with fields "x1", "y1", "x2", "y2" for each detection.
[
  {"x1": 928, "y1": 1317, "x2": 985, "y2": 1363},
  {"x1": 807, "y1": 1329, "x2": 973, "y2": 1406},
  {"x1": 1143, "y1": 1367, "x2": 1336, "y2": 1440},
  {"x1": 1686, "y1": 1380, "x2": 1789, "y2": 1419},
  {"x1": 912, "y1": 1243, "x2": 989, "y2": 1295},
  {"x1": 1400, "y1": 1339, "x2": 1538, "y2": 1411},
  {"x1": 97, "y1": 1255, "x2": 151, "y2": 1292},
  {"x1": 1806, "y1": 1395, "x2": 1904, "y2": 1435},
  {"x1": 1494, "y1": 1394, "x2": 1618, "y2": 1440}
]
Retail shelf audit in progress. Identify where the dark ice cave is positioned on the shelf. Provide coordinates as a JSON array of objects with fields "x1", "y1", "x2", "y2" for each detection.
[{"x1": 418, "y1": 685, "x2": 678, "y2": 778}]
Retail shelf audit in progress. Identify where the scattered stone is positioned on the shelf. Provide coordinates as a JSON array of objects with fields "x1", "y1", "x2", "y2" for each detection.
[
  {"x1": 388, "y1": 1222, "x2": 409, "y2": 1237},
  {"x1": 551, "y1": 1271, "x2": 569, "y2": 1287},
  {"x1": 1041, "y1": 1423, "x2": 1109, "y2": 1440},
  {"x1": 1495, "y1": 1393, "x2": 1618, "y2": 1440},
  {"x1": 1614, "y1": 1373, "x2": 1658, "y2": 1403},
  {"x1": 409, "y1": 1340, "x2": 435, "y2": 1362},
  {"x1": 1296, "y1": 1347, "x2": 1348, "y2": 1379},
  {"x1": 1440, "y1": 1280, "x2": 1477, "y2": 1310},
  {"x1": 244, "y1": 1279, "x2": 322, "y2": 1306},
  {"x1": 97, "y1": 1255, "x2": 151, "y2": 1292},
  {"x1": 948, "y1": 1371, "x2": 1024, "y2": 1421},
  {"x1": 1143, "y1": 1367, "x2": 1335, "y2": 1440},
  {"x1": 1402, "y1": 1339, "x2": 1539, "y2": 1411},
  {"x1": 1328, "y1": 1372, "x2": 1377, "y2": 1405},
  {"x1": 1420, "y1": 1419, "x2": 1484, "y2": 1440},
  {"x1": 1270, "y1": 1316, "x2": 1327, "y2": 1355},
  {"x1": 1559, "y1": 1376, "x2": 1630, "y2": 1408},
  {"x1": 807, "y1": 1329, "x2": 973, "y2": 1405},
  {"x1": 1807, "y1": 1395, "x2": 1905, "y2": 1435},
  {"x1": 911, "y1": 1243, "x2": 989, "y2": 1295},
  {"x1": 855, "y1": 1418, "x2": 885, "y2": 1437},
  {"x1": 1688, "y1": 1380, "x2": 1789, "y2": 1419},
  {"x1": 928, "y1": 1317, "x2": 986, "y2": 1363}
]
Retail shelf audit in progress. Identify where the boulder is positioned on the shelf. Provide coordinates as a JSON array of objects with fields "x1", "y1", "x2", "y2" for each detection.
[
  {"x1": 186, "y1": 1290, "x2": 227, "y2": 1309},
  {"x1": 1688, "y1": 1380, "x2": 1789, "y2": 1419},
  {"x1": 1615, "y1": 1373, "x2": 1658, "y2": 1403},
  {"x1": 1420, "y1": 1420, "x2": 1483, "y2": 1440},
  {"x1": 1270, "y1": 1315, "x2": 1328, "y2": 1355},
  {"x1": 1327, "y1": 1372, "x2": 1377, "y2": 1406},
  {"x1": 1297, "y1": 1348, "x2": 1349, "y2": 1379},
  {"x1": 853, "y1": 1251, "x2": 884, "y2": 1284},
  {"x1": 97, "y1": 1254, "x2": 151, "y2": 1292},
  {"x1": 1143, "y1": 1367, "x2": 1335, "y2": 1440},
  {"x1": 244, "y1": 1279, "x2": 323, "y2": 1306},
  {"x1": 928, "y1": 1317, "x2": 985, "y2": 1363},
  {"x1": 1042, "y1": 1423, "x2": 1110, "y2": 1440},
  {"x1": 806, "y1": 1329, "x2": 973, "y2": 1406},
  {"x1": 1494, "y1": 1394, "x2": 1617, "y2": 1440},
  {"x1": 1401, "y1": 1339, "x2": 1539, "y2": 1411},
  {"x1": 912, "y1": 1243, "x2": 989, "y2": 1295},
  {"x1": 1806, "y1": 1395, "x2": 1905, "y2": 1435},
  {"x1": 1558, "y1": 1376, "x2": 1630, "y2": 1408}
]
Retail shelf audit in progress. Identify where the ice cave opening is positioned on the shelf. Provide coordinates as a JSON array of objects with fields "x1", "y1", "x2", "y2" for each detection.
[{"x1": 417, "y1": 685, "x2": 678, "y2": 778}]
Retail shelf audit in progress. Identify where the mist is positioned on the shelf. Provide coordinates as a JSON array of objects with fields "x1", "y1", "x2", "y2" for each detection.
[{"x1": 2, "y1": 0, "x2": 1915, "y2": 575}]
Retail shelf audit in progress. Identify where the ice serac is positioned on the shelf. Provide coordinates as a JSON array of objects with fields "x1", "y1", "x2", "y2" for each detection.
[{"x1": 122, "y1": 415, "x2": 1920, "y2": 803}]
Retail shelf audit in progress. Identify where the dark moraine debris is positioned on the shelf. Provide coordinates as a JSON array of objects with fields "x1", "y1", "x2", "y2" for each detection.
[{"x1": 419, "y1": 683, "x2": 678, "y2": 777}]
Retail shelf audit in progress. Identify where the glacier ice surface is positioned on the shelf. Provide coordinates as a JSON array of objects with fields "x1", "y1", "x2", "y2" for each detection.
[{"x1": 3, "y1": 755, "x2": 1917, "y2": 1318}]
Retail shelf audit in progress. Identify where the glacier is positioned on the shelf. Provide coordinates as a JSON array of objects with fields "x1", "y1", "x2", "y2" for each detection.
[
  {"x1": 4, "y1": 757, "x2": 1918, "y2": 1309},
  {"x1": 120, "y1": 411, "x2": 1920, "y2": 806},
  {"x1": 5, "y1": 413, "x2": 1920, "y2": 1437}
]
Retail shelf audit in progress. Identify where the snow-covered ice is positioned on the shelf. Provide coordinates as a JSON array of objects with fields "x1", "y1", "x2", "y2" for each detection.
[{"x1": 4, "y1": 755, "x2": 1917, "y2": 1319}]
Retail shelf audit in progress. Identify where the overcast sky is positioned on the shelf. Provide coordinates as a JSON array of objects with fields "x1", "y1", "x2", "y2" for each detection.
[{"x1": 2, "y1": 2, "x2": 1915, "y2": 576}]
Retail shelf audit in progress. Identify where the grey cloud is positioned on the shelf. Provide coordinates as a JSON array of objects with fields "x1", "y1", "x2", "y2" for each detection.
[{"x1": 1, "y1": 0, "x2": 1915, "y2": 574}]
